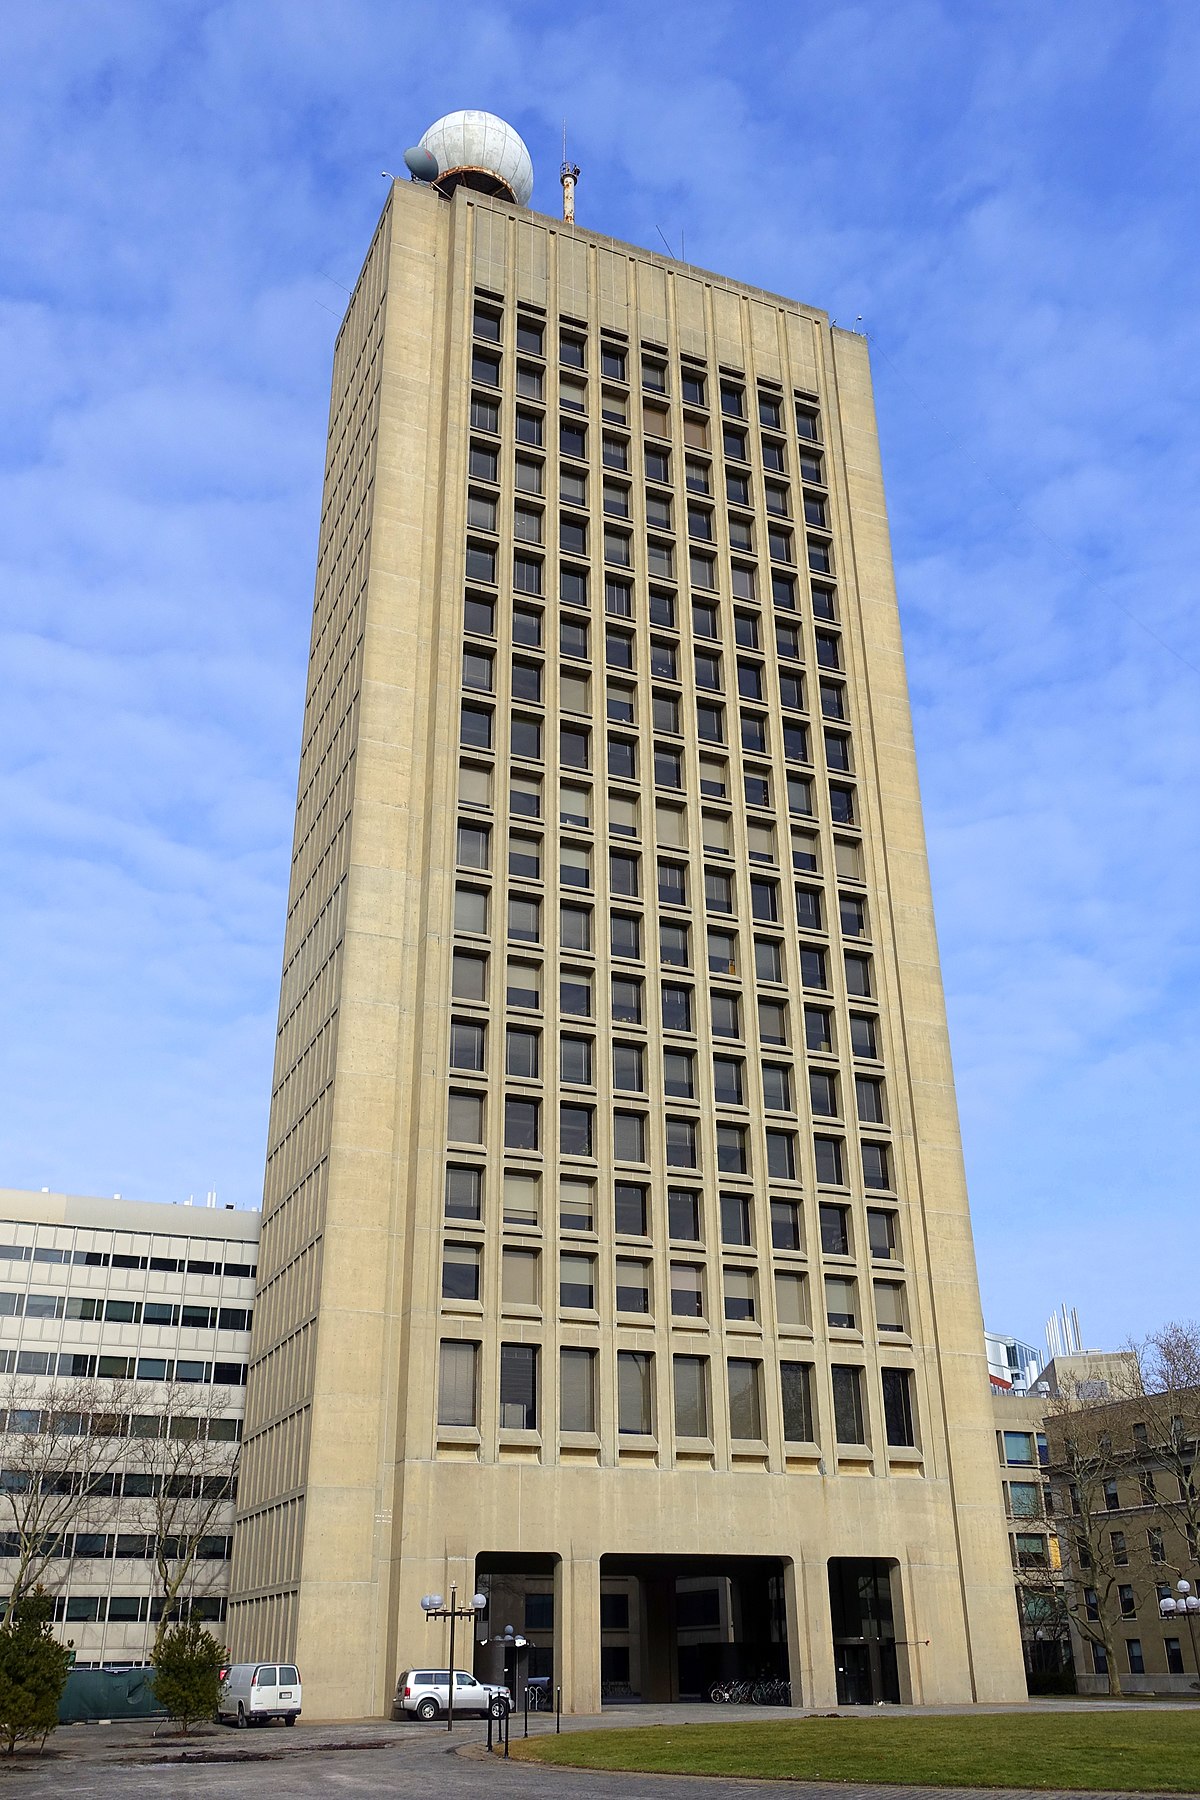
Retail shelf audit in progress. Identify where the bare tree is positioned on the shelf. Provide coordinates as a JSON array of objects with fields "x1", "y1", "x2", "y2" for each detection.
[
  {"x1": 120, "y1": 1381, "x2": 239, "y2": 1636},
  {"x1": 1126, "y1": 1322, "x2": 1200, "y2": 1583},
  {"x1": 1043, "y1": 1378, "x2": 1148, "y2": 1698},
  {"x1": 0, "y1": 1376, "x2": 133, "y2": 1608}
]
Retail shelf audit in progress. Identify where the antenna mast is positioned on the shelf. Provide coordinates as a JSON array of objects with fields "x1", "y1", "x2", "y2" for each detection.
[{"x1": 560, "y1": 119, "x2": 580, "y2": 225}]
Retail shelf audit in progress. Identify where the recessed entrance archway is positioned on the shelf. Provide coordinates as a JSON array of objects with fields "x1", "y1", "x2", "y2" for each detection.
[{"x1": 599, "y1": 1553, "x2": 790, "y2": 1703}]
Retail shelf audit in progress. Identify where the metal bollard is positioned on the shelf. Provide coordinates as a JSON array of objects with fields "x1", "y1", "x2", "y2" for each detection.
[
  {"x1": 487, "y1": 1706, "x2": 493, "y2": 1753},
  {"x1": 503, "y1": 1698, "x2": 510, "y2": 1758},
  {"x1": 524, "y1": 1683, "x2": 529, "y2": 1737},
  {"x1": 556, "y1": 1685, "x2": 561, "y2": 1733}
]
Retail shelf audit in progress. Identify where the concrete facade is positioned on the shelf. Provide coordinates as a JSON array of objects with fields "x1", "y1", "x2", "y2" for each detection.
[
  {"x1": 0, "y1": 1188, "x2": 258, "y2": 1665},
  {"x1": 227, "y1": 176, "x2": 1027, "y2": 1717}
]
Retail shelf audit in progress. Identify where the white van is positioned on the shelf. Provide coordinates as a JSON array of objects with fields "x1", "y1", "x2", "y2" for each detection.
[{"x1": 217, "y1": 1661, "x2": 302, "y2": 1727}]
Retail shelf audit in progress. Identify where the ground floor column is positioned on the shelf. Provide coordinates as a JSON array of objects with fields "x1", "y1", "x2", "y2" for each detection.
[
  {"x1": 798, "y1": 1551, "x2": 838, "y2": 1706},
  {"x1": 555, "y1": 1552, "x2": 601, "y2": 1714}
]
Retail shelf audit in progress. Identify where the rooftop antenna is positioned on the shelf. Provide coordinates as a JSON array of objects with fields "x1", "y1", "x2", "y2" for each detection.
[{"x1": 560, "y1": 120, "x2": 580, "y2": 225}]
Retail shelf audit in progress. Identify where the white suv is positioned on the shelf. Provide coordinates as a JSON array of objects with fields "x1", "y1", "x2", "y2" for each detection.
[{"x1": 394, "y1": 1668, "x2": 511, "y2": 1721}]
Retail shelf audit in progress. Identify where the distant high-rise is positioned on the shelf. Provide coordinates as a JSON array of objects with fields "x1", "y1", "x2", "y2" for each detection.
[{"x1": 228, "y1": 112, "x2": 1025, "y2": 1717}]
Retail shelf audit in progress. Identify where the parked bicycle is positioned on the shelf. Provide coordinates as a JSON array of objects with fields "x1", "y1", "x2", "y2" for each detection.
[{"x1": 708, "y1": 1676, "x2": 791, "y2": 1705}]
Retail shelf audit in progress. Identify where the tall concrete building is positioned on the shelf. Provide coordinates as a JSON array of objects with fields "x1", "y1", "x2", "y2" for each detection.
[{"x1": 228, "y1": 111, "x2": 1025, "y2": 1717}]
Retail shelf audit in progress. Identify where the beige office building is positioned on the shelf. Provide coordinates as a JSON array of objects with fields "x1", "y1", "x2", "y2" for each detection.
[
  {"x1": 0, "y1": 1188, "x2": 257, "y2": 1665},
  {"x1": 228, "y1": 111, "x2": 1025, "y2": 1718}
]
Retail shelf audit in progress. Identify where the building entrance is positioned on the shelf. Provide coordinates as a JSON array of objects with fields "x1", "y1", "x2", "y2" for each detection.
[
  {"x1": 473, "y1": 1552, "x2": 558, "y2": 1705},
  {"x1": 828, "y1": 1558, "x2": 902, "y2": 1705},
  {"x1": 599, "y1": 1554, "x2": 790, "y2": 1703}
]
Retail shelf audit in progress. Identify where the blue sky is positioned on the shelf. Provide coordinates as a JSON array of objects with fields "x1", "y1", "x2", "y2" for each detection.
[{"x1": 2, "y1": 1, "x2": 1197, "y2": 1354}]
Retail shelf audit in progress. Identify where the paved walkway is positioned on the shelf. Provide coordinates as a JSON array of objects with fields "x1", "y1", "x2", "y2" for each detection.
[{"x1": 2, "y1": 1700, "x2": 1195, "y2": 1797}]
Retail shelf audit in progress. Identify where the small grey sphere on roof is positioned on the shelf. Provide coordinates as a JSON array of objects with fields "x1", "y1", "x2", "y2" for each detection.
[{"x1": 418, "y1": 110, "x2": 534, "y2": 207}]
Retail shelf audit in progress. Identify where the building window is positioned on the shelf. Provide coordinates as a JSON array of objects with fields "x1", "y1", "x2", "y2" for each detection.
[
  {"x1": 660, "y1": 922, "x2": 689, "y2": 967},
  {"x1": 766, "y1": 1130, "x2": 796, "y2": 1180},
  {"x1": 758, "y1": 998, "x2": 788, "y2": 1045},
  {"x1": 728, "y1": 1358, "x2": 763, "y2": 1440},
  {"x1": 618, "y1": 1351, "x2": 654, "y2": 1434},
  {"x1": 560, "y1": 1253, "x2": 596, "y2": 1311},
  {"x1": 450, "y1": 1020, "x2": 485, "y2": 1072},
  {"x1": 674, "y1": 1355, "x2": 709, "y2": 1438},
  {"x1": 819, "y1": 1203, "x2": 850, "y2": 1256},
  {"x1": 1126, "y1": 1639, "x2": 1145, "y2": 1675},
  {"x1": 447, "y1": 1090, "x2": 484, "y2": 1144},
  {"x1": 612, "y1": 975, "x2": 643, "y2": 1024},
  {"x1": 613, "y1": 1111, "x2": 647, "y2": 1162},
  {"x1": 560, "y1": 1178, "x2": 595, "y2": 1233},
  {"x1": 720, "y1": 1192, "x2": 751, "y2": 1247},
  {"x1": 867, "y1": 1209, "x2": 898, "y2": 1261},
  {"x1": 560, "y1": 1347, "x2": 596, "y2": 1432},
  {"x1": 664, "y1": 1050, "x2": 695, "y2": 1099},
  {"x1": 840, "y1": 895, "x2": 868, "y2": 942},
  {"x1": 825, "y1": 1275, "x2": 857, "y2": 1330},
  {"x1": 831, "y1": 1365, "x2": 866, "y2": 1444},
  {"x1": 508, "y1": 894, "x2": 540, "y2": 943},
  {"x1": 753, "y1": 937, "x2": 780, "y2": 982},
  {"x1": 670, "y1": 1261, "x2": 705, "y2": 1319},
  {"x1": 460, "y1": 704, "x2": 492, "y2": 752},
  {"x1": 502, "y1": 1246, "x2": 540, "y2": 1308},
  {"x1": 505, "y1": 1097, "x2": 540, "y2": 1151},
  {"x1": 781, "y1": 1362, "x2": 814, "y2": 1442},
  {"x1": 506, "y1": 1027, "x2": 539, "y2": 1080},
  {"x1": 713, "y1": 1056, "x2": 743, "y2": 1105},
  {"x1": 665, "y1": 1188, "x2": 705, "y2": 1245},
  {"x1": 560, "y1": 1103, "x2": 594, "y2": 1157},
  {"x1": 560, "y1": 1034, "x2": 593, "y2": 1087},
  {"x1": 438, "y1": 1341, "x2": 478, "y2": 1426},
  {"x1": 471, "y1": 395, "x2": 500, "y2": 434},
  {"x1": 771, "y1": 1199, "x2": 802, "y2": 1251},
  {"x1": 882, "y1": 1368, "x2": 915, "y2": 1447},
  {"x1": 499, "y1": 1344, "x2": 538, "y2": 1430},
  {"x1": 610, "y1": 913, "x2": 641, "y2": 962},
  {"x1": 815, "y1": 1130, "x2": 848, "y2": 1188},
  {"x1": 665, "y1": 1117, "x2": 698, "y2": 1168},
  {"x1": 723, "y1": 1267, "x2": 757, "y2": 1323},
  {"x1": 445, "y1": 1165, "x2": 482, "y2": 1221},
  {"x1": 716, "y1": 1126, "x2": 747, "y2": 1174},
  {"x1": 661, "y1": 983, "x2": 693, "y2": 1033},
  {"x1": 506, "y1": 959, "x2": 541, "y2": 1009},
  {"x1": 504, "y1": 1171, "x2": 540, "y2": 1227},
  {"x1": 442, "y1": 1242, "x2": 480, "y2": 1303},
  {"x1": 862, "y1": 1141, "x2": 891, "y2": 1191},
  {"x1": 873, "y1": 1281, "x2": 906, "y2": 1335},
  {"x1": 775, "y1": 1270, "x2": 808, "y2": 1327}
]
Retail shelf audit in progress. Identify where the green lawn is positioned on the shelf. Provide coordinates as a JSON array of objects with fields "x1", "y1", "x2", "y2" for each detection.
[{"x1": 511, "y1": 1712, "x2": 1200, "y2": 1791}]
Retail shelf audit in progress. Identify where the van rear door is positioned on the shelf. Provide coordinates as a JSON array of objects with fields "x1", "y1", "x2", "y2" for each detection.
[{"x1": 253, "y1": 1666, "x2": 278, "y2": 1710}]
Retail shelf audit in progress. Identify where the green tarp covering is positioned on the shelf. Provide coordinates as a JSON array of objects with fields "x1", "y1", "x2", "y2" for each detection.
[{"x1": 59, "y1": 1666, "x2": 165, "y2": 1723}]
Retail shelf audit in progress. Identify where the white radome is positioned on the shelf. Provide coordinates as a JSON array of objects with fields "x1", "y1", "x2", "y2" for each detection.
[{"x1": 418, "y1": 110, "x2": 534, "y2": 207}]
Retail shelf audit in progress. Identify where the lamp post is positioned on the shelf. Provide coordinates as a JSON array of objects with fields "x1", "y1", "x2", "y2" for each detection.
[
  {"x1": 1157, "y1": 1579, "x2": 1200, "y2": 1686},
  {"x1": 420, "y1": 1585, "x2": 489, "y2": 1731}
]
